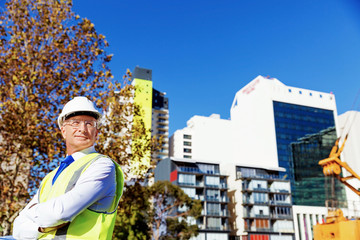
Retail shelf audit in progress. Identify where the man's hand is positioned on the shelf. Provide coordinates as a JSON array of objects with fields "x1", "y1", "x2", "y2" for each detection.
[{"x1": 13, "y1": 213, "x2": 43, "y2": 240}]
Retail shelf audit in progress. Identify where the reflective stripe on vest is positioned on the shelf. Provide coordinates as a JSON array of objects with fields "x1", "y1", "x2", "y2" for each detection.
[{"x1": 38, "y1": 153, "x2": 124, "y2": 240}]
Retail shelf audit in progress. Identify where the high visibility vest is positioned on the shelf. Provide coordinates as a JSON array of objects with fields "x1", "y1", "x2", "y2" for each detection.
[{"x1": 38, "y1": 153, "x2": 124, "y2": 240}]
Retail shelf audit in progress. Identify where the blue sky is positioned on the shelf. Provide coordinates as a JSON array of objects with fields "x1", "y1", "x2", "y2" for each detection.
[{"x1": 73, "y1": 0, "x2": 360, "y2": 135}]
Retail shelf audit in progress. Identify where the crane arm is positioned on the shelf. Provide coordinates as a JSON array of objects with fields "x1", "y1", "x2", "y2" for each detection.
[{"x1": 318, "y1": 134, "x2": 360, "y2": 197}]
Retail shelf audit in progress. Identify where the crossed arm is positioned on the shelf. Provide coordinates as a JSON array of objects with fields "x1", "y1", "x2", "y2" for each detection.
[{"x1": 12, "y1": 158, "x2": 116, "y2": 239}]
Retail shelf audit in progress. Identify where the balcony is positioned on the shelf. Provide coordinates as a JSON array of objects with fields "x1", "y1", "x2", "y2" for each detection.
[
  {"x1": 157, "y1": 119, "x2": 169, "y2": 124},
  {"x1": 206, "y1": 196, "x2": 220, "y2": 202},
  {"x1": 207, "y1": 211, "x2": 221, "y2": 216},
  {"x1": 177, "y1": 166, "x2": 220, "y2": 175},
  {"x1": 270, "y1": 214, "x2": 293, "y2": 220},
  {"x1": 157, "y1": 131, "x2": 168, "y2": 136},
  {"x1": 196, "y1": 181, "x2": 204, "y2": 187},
  {"x1": 157, "y1": 113, "x2": 169, "y2": 118},
  {"x1": 221, "y1": 209, "x2": 230, "y2": 217},
  {"x1": 269, "y1": 201, "x2": 291, "y2": 206},
  {"x1": 206, "y1": 224, "x2": 230, "y2": 231},
  {"x1": 244, "y1": 227, "x2": 274, "y2": 233},
  {"x1": 178, "y1": 182, "x2": 196, "y2": 187},
  {"x1": 194, "y1": 195, "x2": 205, "y2": 201},
  {"x1": 243, "y1": 213, "x2": 270, "y2": 219},
  {"x1": 273, "y1": 228, "x2": 295, "y2": 233},
  {"x1": 220, "y1": 183, "x2": 228, "y2": 189},
  {"x1": 269, "y1": 189, "x2": 290, "y2": 194},
  {"x1": 205, "y1": 184, "x2": 220, "y2": 188},
  {"x1": 157, "y1": 125, "x2": 169, "y2": 130},
  {"x1": 237, "y1": 172, "x2": 284, "y2": 181},
  {"x1": 252, "y1": 187, "x2": 269, "y2": 192},
  {"x1": 242, "y1": 199, "x2": 273, "y2": 206}
]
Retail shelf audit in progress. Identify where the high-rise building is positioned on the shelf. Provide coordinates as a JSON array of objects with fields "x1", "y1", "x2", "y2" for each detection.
[
  {"x1": 169, "y1": 75, "x2": 350, "y2": 240},
  {"x1": 132, "y1": 66, "x2": 169, "y2": 162},
  {"x1": 155, "y1": 157, "x2": 231, "y2": 240},
  {"x1": 152, "y1": 88, "x2": 169, "y2": 160}
]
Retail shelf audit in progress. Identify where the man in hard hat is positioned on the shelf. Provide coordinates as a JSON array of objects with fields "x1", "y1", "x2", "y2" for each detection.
[{"x1": 12, "y1": 96, "x2": 124, "y2": 240}]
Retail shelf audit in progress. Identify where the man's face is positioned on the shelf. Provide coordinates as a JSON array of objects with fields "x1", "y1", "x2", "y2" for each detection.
[{"x1": 61, "y1": 115, "x2": 99, "y2": 155}]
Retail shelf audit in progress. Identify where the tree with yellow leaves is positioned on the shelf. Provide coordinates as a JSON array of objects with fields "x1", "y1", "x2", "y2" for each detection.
[{"x1": 0, "y1": 0, "x2": 134, "y2": 235}]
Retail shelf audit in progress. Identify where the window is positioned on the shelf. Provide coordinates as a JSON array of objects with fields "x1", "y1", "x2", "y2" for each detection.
[
  {"x1": 253, "y1": 192, "x2": 267, "y2": 204},
  {"x1": 178, "y1": 174, "x2": 195, "y2": 185},
  {"x1": 198, "y1": 164, "x2": 219, "y2": 174},
  {"x1": 184, "y1": 141, "x2": 192, "y2": 146},
  {"x1": 207, "y1": 203, "x2": 220, "y2": 215},
  {"x1": 184, "y1": 134, "x2": 192, "y2": 139},
  {"x1": 207, "y1": 217, "x2": 221, "y2": 230},
  {"x1": 181, "y1": 187, "x2": 196, "y2": 198},
  {"x1": 274, "y1": 207, "x2": 291, "y2": 216},
  {"x1": 255, "y1": 219, "x2": 269, "y2": 229},
  {"x1": 184, "y1": 148, "x2": 192, "y2": 153},
  {"x1": 206, "y1": 189, "x2": 220, "y2": 201},
  {"x1": 183, "y1": 155, "x2": 192, "y2": 159},
  {"x1": 205, "y1": 176, "x2": 220, "y2": 187}
]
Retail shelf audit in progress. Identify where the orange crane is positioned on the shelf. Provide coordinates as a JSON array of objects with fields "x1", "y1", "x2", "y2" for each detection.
[{"x1": 313, "y1": 135, "x2": 360, "y2": 239}]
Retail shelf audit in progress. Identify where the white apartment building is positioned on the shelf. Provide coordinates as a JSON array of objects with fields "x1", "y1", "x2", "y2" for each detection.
[
  {"x1": 338, "y1": 111, "x2": 360, "y2": 217},
  {"x1": 169, "y1": 75, "x2": 353, "y2": 240}
]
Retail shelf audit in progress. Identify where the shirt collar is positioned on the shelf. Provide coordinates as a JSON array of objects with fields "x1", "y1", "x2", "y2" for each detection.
[{"x1": 71, "y1": 146, "x2": 97, "y2": 161}]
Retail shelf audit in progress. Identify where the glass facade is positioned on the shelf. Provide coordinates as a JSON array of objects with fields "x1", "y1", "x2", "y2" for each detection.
[
  {"x1": 290, "y1": 127, "x2": 347, "y2": 206},
  {"x1": 273, "y1": 101, "x2": 346, "y2": 206}
]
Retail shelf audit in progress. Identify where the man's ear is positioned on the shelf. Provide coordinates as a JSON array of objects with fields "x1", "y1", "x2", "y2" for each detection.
[{"x1": 61, "y1": 126, "x2": 66, "y2": 140}]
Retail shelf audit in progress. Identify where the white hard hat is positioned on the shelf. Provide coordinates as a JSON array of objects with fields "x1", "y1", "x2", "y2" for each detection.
[{"x1": 57, "y1": 96, "x2": 102, "y2": 128}]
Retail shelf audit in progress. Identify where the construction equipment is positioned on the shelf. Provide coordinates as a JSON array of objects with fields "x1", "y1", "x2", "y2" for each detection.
[{"x1": 313, "y1": 135, "x2": 360, "y2": 239}]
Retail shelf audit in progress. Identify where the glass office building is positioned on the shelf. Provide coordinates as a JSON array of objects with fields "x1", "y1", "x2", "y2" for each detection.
[{"x1": 273, "y1": 101, "x2": 346, "y2": 206}]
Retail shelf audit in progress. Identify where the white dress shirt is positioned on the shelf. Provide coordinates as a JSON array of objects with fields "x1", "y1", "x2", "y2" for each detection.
[{"x1": 12, "y1": 146, "x2": 117, "y2": 239}]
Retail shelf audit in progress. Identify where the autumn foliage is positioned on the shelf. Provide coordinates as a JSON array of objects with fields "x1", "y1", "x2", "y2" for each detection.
[
  {"x1": 0, "y1": 0, "x2": 121, "y2": 235},
  {"x1": 0, "y1": 0, "x2": 199, "y2": 239}
]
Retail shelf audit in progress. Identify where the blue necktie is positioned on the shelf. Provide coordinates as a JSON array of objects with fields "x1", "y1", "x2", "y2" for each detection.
[{"x1": 52, "y1": 155, "x2": 74, "y2": 185}]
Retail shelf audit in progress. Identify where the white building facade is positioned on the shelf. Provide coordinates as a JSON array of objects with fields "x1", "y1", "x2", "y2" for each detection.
[{"x1": 169, "y1": 75, "x2": 352, "y2": 240}]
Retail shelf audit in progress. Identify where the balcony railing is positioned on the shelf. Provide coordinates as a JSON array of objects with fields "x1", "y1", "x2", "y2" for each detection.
[
  {"x1": 273, "y1": 228, "x2": 295, "y2": 233},
  {"x1": 270, "y1": 213, "x2": 293, "y2": 219},
  {"x1": 243, "y1": 213, "x2": 270, "y2": 218},
  {"x1": 253, "y1": 187, "x2": 269, "y2": 192},
  {"x1": 237, "y1": 173, "x2": 285, "y2": 181},
  {"x1": 207, "y1": 211, "x2": 221, "y2": 216},
  {"x1": 178, "y1": 182, "x2": 196, "y2": 187},
  {"x1": 206, "y1": 224, "x2": 230, "y2": 231},
  {"x1": 221, "y1": 209, "x2": 230, "y2": 217},
  {"x1": 269, "y1": 189, "x2": 290, "y2": 193},
  {"x1": 270, "y1": 200, "x2": 291, "y2": 206},
  {"x1": 206, "y1": 196, "x2": 220, "y2": 202},
  {"x1": 194, "y1": 195, "x2": 205, "y2": 201},
  {"x1": 244, "y1": 227, "x2": 274, "y2": 232},
  {"x1": 244, "y1": 226, "x2": 294, "y2": 233},
  {"x1": 177, "y1": 166, "x2": 220, "y2": 175},
  {"x1": 204, "y1": 183, "x2": 228, "y2": 189}
]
